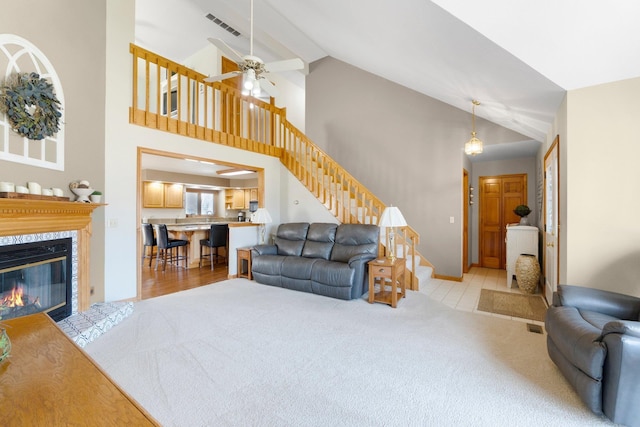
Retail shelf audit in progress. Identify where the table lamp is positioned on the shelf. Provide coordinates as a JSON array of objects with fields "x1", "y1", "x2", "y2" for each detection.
[
  {"x1": 252, "y1": 208, "x2": 272, "y2": 244},
  {"x1": 379, "y1": 206, "x2": 407, "y2": 260}
]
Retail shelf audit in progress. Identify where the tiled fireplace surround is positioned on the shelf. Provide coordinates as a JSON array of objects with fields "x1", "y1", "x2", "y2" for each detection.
[
  {"x1": 0, "y1": 198, "x2": 132, "y2": 346},
  {"x1": 0, "y1": 229, "x2": 79, "y2": 314}
]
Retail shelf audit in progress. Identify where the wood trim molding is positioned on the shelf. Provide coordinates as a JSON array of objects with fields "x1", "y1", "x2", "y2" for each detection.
[
  {"x1": 434, "y1": 273, "x2": 463, "y2": 282},
  {"x1": 0, "y1": 198, "x2": 101, "y2": 312}
]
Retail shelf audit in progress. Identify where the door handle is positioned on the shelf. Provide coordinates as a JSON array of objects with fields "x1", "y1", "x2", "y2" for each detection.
[{"x1": 547, "y1": 242, "x2": 555, "y2": 247}]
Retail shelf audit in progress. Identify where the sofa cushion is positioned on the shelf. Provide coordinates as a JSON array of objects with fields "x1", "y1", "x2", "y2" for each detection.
[
  {"x1": 275, "y1": 223, "x2": 309, "y2": 256},
  {"x1": 311, "y1": 260, "x2": 355, "y2": 287},
  {"x1": 579, "y1": 309, "x2": 620, "y2": 330},
  {"x1": 282, "y1": 257, "x2": 318, "y2": 280},
  {"x1": 545, "y1": 306, "x2": 607, "y2": 379},
  {"x1": 251, "y1": 254, "x2": 286, "y2": 276},
  {"x1": 302, "y1": 223, "x2": 337, "y2": 260},
  {"x1": 275, "y1": 238, "x2": 306, "y2": 256},
  {"x1": 277, "y1": 222, "x2": 310, "y2": 240},
  {"x1": 330, "y1": 224, "x2": 378, "y2": 263}
]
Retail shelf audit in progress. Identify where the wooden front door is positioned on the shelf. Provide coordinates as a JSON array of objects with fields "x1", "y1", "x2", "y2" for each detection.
[{"x1": 479, "y1": 174, "x2": 527, "y2": 269}]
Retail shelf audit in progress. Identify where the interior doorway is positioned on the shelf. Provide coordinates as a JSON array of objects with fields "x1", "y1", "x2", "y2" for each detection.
[
  {"x1": 479, "y1": 174, "x2": 527, "y2": 269},
  {"x1": 136, "y1": 147, "x2": 264, "y2": 300},
  {"x1": 543, "y1": 136, "x2": 560, "y2": 304}
]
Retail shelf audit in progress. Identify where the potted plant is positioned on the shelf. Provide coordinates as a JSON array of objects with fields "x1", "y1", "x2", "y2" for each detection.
[
  {"x1": 0, "y1": 315, "x2": 10, "y2": 364},
  {"x1": 90, "y1": 190, "x2": 102, "y2": 203},
  {"x1": 513, "y1": 204, "x2": 532, "y2": 225}
]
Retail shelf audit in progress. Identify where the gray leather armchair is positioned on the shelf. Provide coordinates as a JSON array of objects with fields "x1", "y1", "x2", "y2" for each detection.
[{"x1": 545, "y1": 284, "x2": 640, "y2": 426}]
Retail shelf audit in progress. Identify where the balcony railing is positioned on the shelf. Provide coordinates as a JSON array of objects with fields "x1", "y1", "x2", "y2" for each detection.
[{"x1": 130, "y1": 43, "x2": 433, "y2": 288}]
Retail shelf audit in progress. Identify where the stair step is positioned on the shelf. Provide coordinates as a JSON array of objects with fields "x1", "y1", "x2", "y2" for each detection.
[{"x1": 415, "y1": 265, "x2": 433, "y2": 286}]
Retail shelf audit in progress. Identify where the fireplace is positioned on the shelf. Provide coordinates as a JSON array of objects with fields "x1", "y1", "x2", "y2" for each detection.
[{"x1": 0, "y1": 238, "x2": 73, "y2": 321}]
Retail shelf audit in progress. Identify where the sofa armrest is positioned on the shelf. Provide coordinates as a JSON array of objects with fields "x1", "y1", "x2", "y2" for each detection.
[
  {"x1": 555, "y1": 285, "x2": 640, "y2": 320},
  {"x1": 599, "y1": 320, "x2": 640, "y2": 425},
  {"x1": 347, "y1": 253, "x2": 376, "y2": 268},
  {"x1": 251, "y1": 244, "x2": 277, "y2": 257},
  {"x1": 600, "y1": 320, "x2": 640, "y2": 340}
]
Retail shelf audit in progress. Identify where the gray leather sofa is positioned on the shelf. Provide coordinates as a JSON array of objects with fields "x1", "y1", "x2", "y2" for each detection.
[
  {"x1": 251, "y1": 222, "x2": 379, "y2": 300},
  {"x1": 545, "y1": 284, "x2": 640, "y2": 426}
]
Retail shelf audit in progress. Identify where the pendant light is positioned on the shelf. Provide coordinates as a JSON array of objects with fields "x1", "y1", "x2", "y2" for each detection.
[{"x1": 465, "y1": 100, "x2": 483, "y2": 156}]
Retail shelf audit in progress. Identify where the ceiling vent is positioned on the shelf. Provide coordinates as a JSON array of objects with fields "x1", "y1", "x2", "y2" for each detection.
[{"x1": 205, "y1": 13, "x2": 241, "y2": 37}]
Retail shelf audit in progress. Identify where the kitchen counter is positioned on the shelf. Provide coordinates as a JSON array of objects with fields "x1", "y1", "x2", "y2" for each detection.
[{"x1": 165, "y1": 222, "x2": 259, "y2": 270}]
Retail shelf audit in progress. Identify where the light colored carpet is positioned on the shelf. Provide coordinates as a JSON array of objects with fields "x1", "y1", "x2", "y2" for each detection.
[
  {"x1": 477, "y1": 289, "x2": 548, "y2": 322},
  {"x1": 85, "y1": 280, "x2": 614, "y2": 426}
]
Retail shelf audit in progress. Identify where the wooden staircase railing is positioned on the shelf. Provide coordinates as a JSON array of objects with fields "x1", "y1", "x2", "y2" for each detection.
[{"x1": 129, "y1": 44, "x2": 434, "y2": 289}]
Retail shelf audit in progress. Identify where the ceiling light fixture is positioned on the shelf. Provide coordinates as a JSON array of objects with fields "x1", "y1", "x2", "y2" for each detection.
[
  {"x1": 465, "y1": 100, "x2": 483, "y2": 156},
  {"x1": 217, "y1": 168, "x2": 255, "y2": 176}
]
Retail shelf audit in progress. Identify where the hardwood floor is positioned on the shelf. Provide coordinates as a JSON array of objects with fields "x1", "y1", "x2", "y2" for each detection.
[{"x1": 141, "y1": 258, "x2": 229, "y2": 300}]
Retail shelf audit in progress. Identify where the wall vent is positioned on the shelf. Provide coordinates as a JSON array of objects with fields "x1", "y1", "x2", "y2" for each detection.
[
  {"x1": 526, "y1": 323, "x2": 544, "y2": 334},
  {"x1": 205, "y1": 13, "x2": 241, "y2": 37}
]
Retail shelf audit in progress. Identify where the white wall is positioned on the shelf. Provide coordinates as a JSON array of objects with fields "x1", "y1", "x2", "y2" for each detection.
[
  {"x1": 279, "y1": 167, "x2": 338, "y2": 225},
  {"x1": 104, "y1": 1, "x2": 284, "y2": 302},
  {"x1": 563, "y1": 77, "x2": 640, "y2": 296}
]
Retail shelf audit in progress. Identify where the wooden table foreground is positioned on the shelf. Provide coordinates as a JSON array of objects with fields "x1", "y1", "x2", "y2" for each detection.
[{"x1": 0, "y1": 313, "x2": 159, "y2": 426}]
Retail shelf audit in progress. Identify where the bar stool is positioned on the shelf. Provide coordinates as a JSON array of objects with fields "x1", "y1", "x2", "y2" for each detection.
[
  {"x1": 154, "y1": 224, "x2": 188, "y2": 271},
  {"x1": 199, "y1": 224, "x2": 228, "y2": 270},
  {"x1": 141, "y1": 223, "x2": 156, "y2": 267}
]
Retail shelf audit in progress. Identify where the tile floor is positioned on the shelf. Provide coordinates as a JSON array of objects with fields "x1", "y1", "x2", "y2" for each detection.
[{"x1": 420, "y1": 266, "x2": 548, "y2": 327}]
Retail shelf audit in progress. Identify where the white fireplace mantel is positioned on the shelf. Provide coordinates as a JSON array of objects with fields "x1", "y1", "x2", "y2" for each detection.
[{"x1": 0, "y1": 198, "x2": 101, "y2": 312}]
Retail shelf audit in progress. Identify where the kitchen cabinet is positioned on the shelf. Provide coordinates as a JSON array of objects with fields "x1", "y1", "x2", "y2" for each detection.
[
  {"x1": 164, "y1": 183, "x2": 184, "y2": 208},
  {"x1": 143, "y1": 181, "x2": 183, "y2": 208},
  {"x1": 143, "y1": 182, "x2": 164, "y2": 208},
  {"x1": 231, "y1": 189, "x2": 245, "y2": 209},
  {"x1": 226, "y1": 188, "x2": 258, "y2": 210},
  {"x1": 244, "y1": 188, "x2": 258, "y2": 208}
]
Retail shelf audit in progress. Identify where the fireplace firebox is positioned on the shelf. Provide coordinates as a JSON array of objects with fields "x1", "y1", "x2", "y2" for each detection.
[{"x1": 0, "y1": 238, "x2": 72, "y2": 321}]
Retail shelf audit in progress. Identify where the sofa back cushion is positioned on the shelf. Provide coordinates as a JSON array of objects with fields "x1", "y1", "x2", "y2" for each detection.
[
  {"x1": 302, "y1": 223, "x2": 337, "y2": 260},
  {"x1": 275, "y1": 223, "x2": 309, "y2": 256},
  {"x1": 330, "y1": 224, "x2": 379, "y2": 263}
]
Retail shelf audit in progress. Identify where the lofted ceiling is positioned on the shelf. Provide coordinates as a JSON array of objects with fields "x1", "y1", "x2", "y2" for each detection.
[{"x1": 135, "y1": 0, "x2": 640, "y2": 157}]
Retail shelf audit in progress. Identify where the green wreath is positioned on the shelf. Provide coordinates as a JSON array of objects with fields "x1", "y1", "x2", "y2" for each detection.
[{"x1": 0, "y1": 72, "x2": 62, "y2": 140}]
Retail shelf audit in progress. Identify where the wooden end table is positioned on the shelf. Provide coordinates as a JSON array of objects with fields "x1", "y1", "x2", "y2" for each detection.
[
  {"x1": 237, "y1": 247, "x2": 252, "y2": 279},
  {"x1": 368, "y1": 257, "x2": 406, "y2": 308}
]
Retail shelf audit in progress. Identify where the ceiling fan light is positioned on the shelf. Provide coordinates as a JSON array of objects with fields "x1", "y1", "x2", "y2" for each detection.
[
  {"x1": 243, "y1": 69, "x2": 256, "y2": 91},
  {"x1": 251, "y1": 82, "x2": 261, "y2": 96}
]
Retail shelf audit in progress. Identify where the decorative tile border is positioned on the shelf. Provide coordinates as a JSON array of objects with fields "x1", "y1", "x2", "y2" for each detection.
[
  {"x1": 57, "y1": 301, "x2": 134, "y2": 348},
  {"x1": 0, "y1": 230, "x2": 78, "y2": 314}
]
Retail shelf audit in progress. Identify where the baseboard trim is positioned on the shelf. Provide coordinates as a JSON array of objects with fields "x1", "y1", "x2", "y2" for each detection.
[{"x1": 434, "y1": 274, "x2": 463, "y2": 282}]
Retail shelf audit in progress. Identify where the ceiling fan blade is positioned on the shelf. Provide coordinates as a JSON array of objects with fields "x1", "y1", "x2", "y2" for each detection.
[
  {"x1": 263, "y1": 58, "x2": 304, "y2": 73},
  {"x1": 207, "y1": 38, "x2": 244, "y2": 63},
  {"x1": 204, "y1": 71, "x2": 241, "y2": 83},
  {"x1": 257, "y1": 78, "x2": 279, "y2": 97}
]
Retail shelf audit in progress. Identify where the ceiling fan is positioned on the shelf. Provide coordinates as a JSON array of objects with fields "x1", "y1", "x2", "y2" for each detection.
[{"x1": 204, "y1": 0, "x2": 304, "y2": 98}]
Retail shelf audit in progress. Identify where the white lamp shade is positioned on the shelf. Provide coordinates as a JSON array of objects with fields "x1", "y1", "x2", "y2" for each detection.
[
  {"x1": 252, "y1": 208, "x2": 272, "y2": 224},
  {"x1": 379, "y1": 206, "x2": 407, "y2": 228}
]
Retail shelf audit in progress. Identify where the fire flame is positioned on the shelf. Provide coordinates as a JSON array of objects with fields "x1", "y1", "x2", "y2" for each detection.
[{"x1": 1, "y1": 285, "x2": 25, "y2": 307}]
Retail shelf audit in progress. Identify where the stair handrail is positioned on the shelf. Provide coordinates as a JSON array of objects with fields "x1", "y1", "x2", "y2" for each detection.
[{"x1": 129, "y1": 43, "x2": 434, "y2": 288}]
